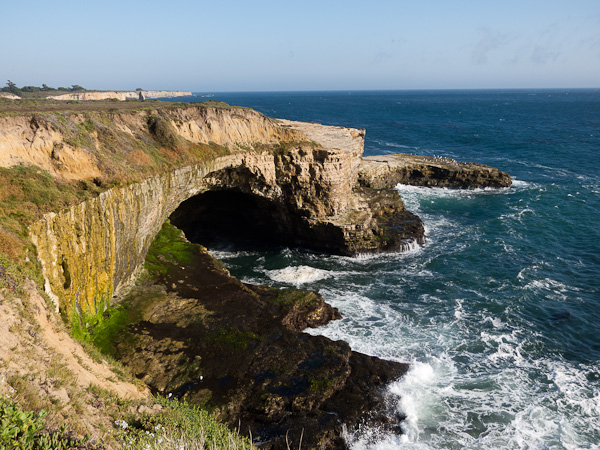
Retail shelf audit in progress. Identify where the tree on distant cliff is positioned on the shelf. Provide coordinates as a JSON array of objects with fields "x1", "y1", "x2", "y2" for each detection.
[{"x1": 2, "y1": 80, "x2": 21, "y2": 95}]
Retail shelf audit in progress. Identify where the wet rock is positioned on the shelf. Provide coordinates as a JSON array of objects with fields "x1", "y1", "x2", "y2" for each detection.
[{"x1": 110, "y1": 233, "x2": 408, "y2": 449}]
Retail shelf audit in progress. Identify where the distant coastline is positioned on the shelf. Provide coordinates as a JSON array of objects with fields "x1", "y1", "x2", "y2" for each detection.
[{"x1": 47, "y1": 90, "x2": 192, "y2": 101}]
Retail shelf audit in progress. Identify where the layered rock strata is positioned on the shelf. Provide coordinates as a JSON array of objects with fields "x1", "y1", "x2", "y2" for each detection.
[
  {"x1": 20, "y1": 107, "x2": 425, "y2": 318},
  {"x1": 359, "y1": 153, "x2": 512, "y2": 188},
  {"x1": 4, "y1": 104, "x2": 510, "y2": 320},
  {"x1": 47, "y1": 90, "x2": 192, "y2": 101}
]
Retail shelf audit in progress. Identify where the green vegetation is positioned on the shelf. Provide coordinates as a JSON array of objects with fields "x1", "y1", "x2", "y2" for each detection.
[
  {"x1": 1, "y1": 81, "x2": 86, "y2": 98},
  {"x1": 110, "y1": 396, "x2": 253, "y2": 450},
  {"x1": 144, "y1": 221, "x2": 197, "y2": 276},
  {"x1": 73, "y1": 222, "x2": 195, "y2": 356},
  {"x1": 207, "y1": 327, "x2": 264, "y2": 351},
  {"x1": 0, "y1": 396, "x2": 89, "y2": 450},
  {"x1": 147, "y1": 115, "x2": 182, "y2": 148},
  {"x1": 269, "y1": 287, "x2": 321, "y2": 309}
]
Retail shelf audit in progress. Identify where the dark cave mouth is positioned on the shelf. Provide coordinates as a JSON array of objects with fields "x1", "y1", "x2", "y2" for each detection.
[{"x1": 169, "y1": 189, "x2": 303, "y2": 252}]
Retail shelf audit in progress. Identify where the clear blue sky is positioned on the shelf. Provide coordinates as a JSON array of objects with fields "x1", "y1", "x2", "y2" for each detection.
[{"x1": 2, "y1": 0, "x2": 599, "y2": 91}]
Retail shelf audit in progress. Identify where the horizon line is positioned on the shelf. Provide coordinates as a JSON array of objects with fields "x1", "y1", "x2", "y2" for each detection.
[{"x1": 185, "y1": 87, "x2": 600, "y2": 94}]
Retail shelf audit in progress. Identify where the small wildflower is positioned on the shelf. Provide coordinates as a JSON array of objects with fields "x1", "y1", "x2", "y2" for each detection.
[{"x1": 114, "y1": 419, "x2": 128, "y2": 429}]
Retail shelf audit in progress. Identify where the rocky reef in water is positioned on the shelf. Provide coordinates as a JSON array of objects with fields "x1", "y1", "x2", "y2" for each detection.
[
  {"x1": 358, "y1": 153, "x2": 512, "y2": 189},
  {"x1": 0, "y1": 101, "x2": 511, "y2": 448}
]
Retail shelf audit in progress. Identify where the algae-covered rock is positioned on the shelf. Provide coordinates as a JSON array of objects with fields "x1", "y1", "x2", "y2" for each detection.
[{"x1": 101, "y1": 223, "x2": 407, "y2": 449}]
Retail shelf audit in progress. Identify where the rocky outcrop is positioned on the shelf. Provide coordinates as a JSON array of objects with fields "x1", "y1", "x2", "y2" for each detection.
[
  {"x1": 47, "y1": 90, "x2": 192, "y2": 101},
  {"x1": 0, "y1": 99, "x2": 514, "y2": 449},
  {"x1": 2, "y1": 104, "x2": 508, "y2": 321},
  {"x1": 359, "y1": 153, "x2": 512, "y2": 188},
  {"x1": 20, "y1": 107, "x2": 425, "y2": 319},
  {"x1": 109, "y1": 224, "x2": 408, "y2": 450}
]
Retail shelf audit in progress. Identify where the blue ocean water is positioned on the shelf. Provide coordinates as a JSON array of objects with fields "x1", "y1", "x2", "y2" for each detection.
[{"x1": 175, "y1": 90, "x2": 600, "y2": 449}]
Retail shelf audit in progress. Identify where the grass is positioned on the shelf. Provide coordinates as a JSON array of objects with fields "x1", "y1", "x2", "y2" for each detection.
[
  {"x1": 111, "y1": 396, "x2": 254, "y2": 450},
  {"x1": 0, "y1": 98, "x2": 243, "y2": 116}
]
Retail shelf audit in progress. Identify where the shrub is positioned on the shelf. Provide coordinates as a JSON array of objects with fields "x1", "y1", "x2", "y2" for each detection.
[{"x1": 0, "y1": 397, "x2": 88, "y2": 449}]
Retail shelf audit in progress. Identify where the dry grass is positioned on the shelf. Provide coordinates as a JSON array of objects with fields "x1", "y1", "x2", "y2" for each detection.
[{"x1": 0, "y1": 229, "x2": 22, "y2": 262}]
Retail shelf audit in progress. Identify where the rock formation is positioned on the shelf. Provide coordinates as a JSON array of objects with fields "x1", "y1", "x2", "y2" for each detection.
[
  {"x1": 12, "y1": 106, "x2": 431, "y2": 319},
  {"x1": 108, "y1": 223, "x2": 408, "y2": 449},
  {"x1": 0, "y1": 101, "x2": 511, "y2": 448},
  {"x1": 359, "y1": 153, "x2": 511, "y2": 188},
  {"x1": 47, "y1": 90, "x2": 192, "y2": 101}
]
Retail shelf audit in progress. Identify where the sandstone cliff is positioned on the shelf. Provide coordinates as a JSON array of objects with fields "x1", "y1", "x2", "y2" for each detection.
[
  {"x1": 359, "y1": 153, "x2": 512, "y2": 188},
  {"x1": 0, "y1": 100, "x2": 512, "y2": 449},
  {"x1": 1, "y1": 103, "x2": 508, "y2": 322},
  {"x1": 47, "y1": 90, "x2": 192, "y2": 101}
]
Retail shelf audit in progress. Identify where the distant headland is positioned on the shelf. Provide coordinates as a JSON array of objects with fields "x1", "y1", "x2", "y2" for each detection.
[{"x1": 0, "y1": 81, "x2": 191, "y2": 101}]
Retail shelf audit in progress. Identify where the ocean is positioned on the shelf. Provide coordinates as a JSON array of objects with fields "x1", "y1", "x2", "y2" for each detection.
[{"x1": 171, "y1": 90, "x2": 600, "y2": 449}]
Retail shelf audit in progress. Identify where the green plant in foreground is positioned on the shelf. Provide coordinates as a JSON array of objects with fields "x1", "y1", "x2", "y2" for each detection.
[
  {"x1": 112, "y1": 396, "x2": 253, "y2": 450},
  {"x1": 0, "y1": 396, "x2": 88, "y2": 450}
]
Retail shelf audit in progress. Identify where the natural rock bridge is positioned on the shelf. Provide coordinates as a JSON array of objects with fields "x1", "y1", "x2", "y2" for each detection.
[{"x1": 15, "y1": 105, "x2": 508, "y2": 320}]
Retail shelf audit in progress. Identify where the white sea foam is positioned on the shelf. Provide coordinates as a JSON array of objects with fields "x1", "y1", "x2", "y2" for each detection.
[
  {"x1": 302, "y1": 274, "x2": 600, "y2": 450},
  {"x1": 373, "y1": 139, "x2": 421, "y2": 151},
  {"x1": 511, "y1": 179, "x2": 530, "y2": 188},
  {"x1": 265, "y1": 265, "x2": 332, "y2": 285},
  {"x1": 207, "y1": 248, "x2": 262, "y2": 260}
]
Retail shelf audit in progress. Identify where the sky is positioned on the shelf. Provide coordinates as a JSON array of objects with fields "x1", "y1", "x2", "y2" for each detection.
[{"x1": 1, "y1": 0, "x2": 599, "y2": 92}]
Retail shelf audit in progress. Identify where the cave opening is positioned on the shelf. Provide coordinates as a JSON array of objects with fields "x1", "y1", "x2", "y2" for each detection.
[{"x1": 169, "y1": 189, "x2": 299, "y2": 251}]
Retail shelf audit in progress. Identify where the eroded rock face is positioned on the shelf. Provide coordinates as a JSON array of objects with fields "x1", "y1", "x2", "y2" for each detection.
[
  {"x1": 112, "y1": 230, "x2": 408, "y2": 450},
  {"x1": 359, "y1": 153, "x2": 512, "y2": 189},
  {"x1": 26, "y1": 109, "x2": 425, "y2": 318},
  {"x1": 47, "y1": 90, "x2": 192, "y2": 101}
]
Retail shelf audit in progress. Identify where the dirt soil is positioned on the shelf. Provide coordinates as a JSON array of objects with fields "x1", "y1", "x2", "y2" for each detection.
[{"x1": 0, "y1": 282, "x2": 148, "y2": 447}]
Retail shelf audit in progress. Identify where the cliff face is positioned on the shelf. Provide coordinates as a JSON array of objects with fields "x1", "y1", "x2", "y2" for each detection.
[
  {"x1": 13, "y1": 106, "x2": 421, "y2": 319},
  {"x1": 2, "y1": 104, "x2": 509, "y2": 319},
  {"x1": 47, "y1": 90, "x2": 192, "y2": 101},
  {"x1": 0, "y1": 106, "x2": 299, "y2": 181},
  {"x1": 29, "y1": 160, "x2": 232, "y2": 316}
]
